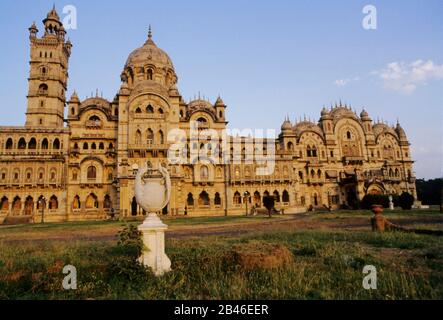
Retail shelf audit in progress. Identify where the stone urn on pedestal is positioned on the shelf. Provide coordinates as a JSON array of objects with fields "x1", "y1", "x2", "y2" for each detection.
[
  {"x1": 371, "y1": 204, "x2": 386, "y2": 232},
  {"x1": 134, "y1": 163, "x2": 171, "y2": 276}
]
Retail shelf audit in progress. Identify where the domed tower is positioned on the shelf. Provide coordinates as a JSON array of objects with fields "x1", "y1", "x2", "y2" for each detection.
[
  {"x1": 279, "y1": 117, "x2": 296, "y2": 152},
  {"x1": 214, "y1": 96, "x2": 226, "y2": 122},
  {"x1": 120, "y1": 26, "x2": 177, "y2": 91},
  {"x1": 25, "y1": 6, "x2": 72, "y2": 128}
]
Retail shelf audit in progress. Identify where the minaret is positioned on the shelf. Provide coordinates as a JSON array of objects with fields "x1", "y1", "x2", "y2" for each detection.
[{"x1": 25, "y1": 6, "x2": 72, "y2": 128}]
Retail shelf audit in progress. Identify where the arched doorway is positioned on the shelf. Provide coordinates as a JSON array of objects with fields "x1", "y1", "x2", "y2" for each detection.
[{"x1": 24, "y1": 196, "x2": 34, "y2": 215}]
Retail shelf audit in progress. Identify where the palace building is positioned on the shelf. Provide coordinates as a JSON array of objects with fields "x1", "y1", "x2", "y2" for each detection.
[{"x1": 0, "y1": 8, "x2": 417, "y2": 223}]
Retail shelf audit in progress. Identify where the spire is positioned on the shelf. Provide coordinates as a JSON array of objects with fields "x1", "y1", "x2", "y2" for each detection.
[{"x1": 148, "y1": 25, "x2": 152, "y2": 39}]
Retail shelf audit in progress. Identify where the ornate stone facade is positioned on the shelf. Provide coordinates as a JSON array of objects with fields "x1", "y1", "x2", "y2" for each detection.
[{"x1": 0, "y1": 8, "x2": 417, "y2": 223}]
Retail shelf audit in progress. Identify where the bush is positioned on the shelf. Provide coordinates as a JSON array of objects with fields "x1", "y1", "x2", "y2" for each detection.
[
  {"x1": 399, "y1": 192, "x2": 414, "y2": 210},
  {"x1": 360, "y1": 194, "x2": 389, "y2": 209},
  {"x1": 263, "y1": 196, "x2": 275, "y2": 217}
]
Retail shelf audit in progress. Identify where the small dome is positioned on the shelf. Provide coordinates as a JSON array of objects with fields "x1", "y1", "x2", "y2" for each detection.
[
  {"x1": 396, "y1": 122, "x2": 408, "y2": 141},
  {"x1": 69, "y1": 91, "x2": 79, "y2": 102},
  {"x1": 215, "y1": 96, "x2": 225, "y2": 106},
  {"x1": 321, "y1": 108, "x2": 328, "y2": 116},
  {"x1": 360, "y1": 109, "x2": 369, "y2": 118},
  {"x1": 281, "y1": 119, "x2": 292, "y2": 130}
]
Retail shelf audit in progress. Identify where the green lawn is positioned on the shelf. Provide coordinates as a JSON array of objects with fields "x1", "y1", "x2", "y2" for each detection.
[{"x1": 0, "y1": 209, "x2": 442, "y2": 300}]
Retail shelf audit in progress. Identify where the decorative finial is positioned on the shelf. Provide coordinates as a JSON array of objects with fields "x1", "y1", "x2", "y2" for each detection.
[{"x1": 148, "y1": 25, "x2": 152, "y2": 39}]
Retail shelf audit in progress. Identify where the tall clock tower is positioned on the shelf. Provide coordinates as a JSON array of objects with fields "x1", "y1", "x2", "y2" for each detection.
[{"x1": 25, "y1": 6, "x2": 72, "y2": 128}]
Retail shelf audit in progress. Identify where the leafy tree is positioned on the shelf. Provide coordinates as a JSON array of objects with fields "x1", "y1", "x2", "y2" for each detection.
[
  {"x1": 360, "y1": 194, "x2": 390, "y2": 209},
  {"x1": 399, "y1": 192, "x2": 414, "y2": 210},
  {"x1": 416, "y1": 178, "x2": 443, "y2": 205}
]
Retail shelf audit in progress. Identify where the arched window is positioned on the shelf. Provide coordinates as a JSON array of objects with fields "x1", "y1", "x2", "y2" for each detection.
[
  {"x1": 73, "y1": 196, "x2": 81, "y2": 210},
  {"x1": 104, "y1": 195, "x2": 112, "y2": 209},
  {"x1": 38, "y1": 83, "x2": 48, "y2": 95},
  {"x1": 83, "y1": 142, "x2": 89, "y2": 150},
  {"x1": 12, "y1": 196, "x2": 22, "y2": 214},
  {"x1": 187, "y1": 193, "x2": 194, "y2": 206},
  {"x1": 200, "y1": 165, "x2": 209, "y2": 180},
  {"x1": 99, "y1": 142, "x2": 104, "y2": 150},
  {"x1": 91, "y1": 143, "x2": 97, "y2": 150},
  {"x1": 0, "y1": 196, "x2": 9, "y2": 211},
  {"x1": 282, "y1": 190, "x2": 290, "y2": 203},
  {"x1": 41, "y1": 138, "x2": 49, "y2": 149},
  {"x1": 179, "y1": 110, "x2": 184, "y2": 118},
  {"x1": 135, "y1": 107, "x2": 142, "y2": 114},
  {"x1": 28, "y1": 138, "x2": 37, "y2": 149},
  {"x1": 109, "y1": 143, "x2": 114, "y2": 150},
  {"x1": 135, "y1": 130, "x2": 142, "y2": 144},
  {"x1": 37, "y1": 196, "x2": 46, "y2": 210},
  {"x1": 72, "y1": 170, "x2": 78, "y2": 180},
  {"x1": 273, "y1": 190, "x2": 280, "y2": 202},
  {"x1": 147, "y1": 69, "x2": 153, "y2": 80},
  {"x1": 198, "y1": 191, "x2": 210, "y2": 206},
  {"x1": 87, "y1": 166, "x2": 97, "y2": 180},
  {"x1": 85, "y1": 193, "x2": 99, "y2": 209},
  {"x1": 146, "y1": 105, "x2": 154, "y2": 114},
  {"x1": 214, "y1": 193, "x2": 221, "y2": 205},
  {"x1": 347, "y1": 131, "x2": 351, "y2": 139},
  {"x1": 5, "y1": 138, "x2": 13, "y2": 150},
  {"x1": 159, "y1": 130, "x2": 164, "y2": 144},
  {"x1": 317, "y1": 169, "x2": 322, "y2": 178},
  {"x1": 254, "y1": 191, "x2": 261, "y2": 206},
  {"x1": 312, "y1": 146, "x2": 317, "y2": 157},
  {"x1": 71, "y1": 107, "x2": 75, "y2": 115},
  {"x1": 18, "y1": 138, "x2": 27, "y2": 149},
  {"x1": 299, "y1": 171, "x2": 303, "y2": 180},
  {"x1": 53, "y1": 138, "x2": 60, "y2": 150},
  {"x1": 147, "y1": 129, "x2": 154, "y2": 145},
  {"x1": 287, "y1": 142, "x2": 294, "y2": 151},
  {"x1": 49, "y1": 195, "x2": 58, "y2": 210},
  {"x1": 158, "y1": 108, "x2": 164, "y2": 114},
  {"x1": 233, "y1": 191, "x2": 242, "y2": 205},
  {"x1": 307, "y1": 145, "x2": 312, "y2": 157},
  {"x1": 89, "y1": 115, "x2": 100, "y2": 122}
]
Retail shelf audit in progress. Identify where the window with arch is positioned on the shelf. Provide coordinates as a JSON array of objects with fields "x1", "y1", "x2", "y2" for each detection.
[
  {"x1": 347, "y1": 131, "x2": 352, "y2": 139},
  {"x1": 99, "y1": 142, "x2": 104, "y2": 150},
  {"x1": 198, "y1": 191, "x2": 210, "y2": 206},
  {"x1": 85, "y1": 193, "x2": 99, "y2": 209},
  {"x1": 214, "y1": 193, "x2": 222, "y2": 206},
  {"x1": 233, "y1": 191, "x2": 242, "y2": 205},
  {"x1": 104, "y1": 195, "x2": 112, "y2": 209},
  {"x1": 91, "y1": 143, "x2": 97, "y2": 150},
  {"x1": 38, "y1": 83, "x2": 48, "y2": 95},
  {"x1": 282, "y1": 190, "x2": 290, "y2": 203},
  {"x1": 147, "y1": 69, "x2": 153, "y2": 80},
  {"x1": 287, "y1": 141, "x2": 294, "y2": 151},
  {"x1": 187, "y1": 193, "x2": 194, "y2": 206},
  {"x1": 5, "y1": 138, "x2": 13, "y2": 150},
  {"x1": 135, "y1": 107, "x2": 142, "y2": 114},
  {"x1": 41, "y1": 138, "x2": 49, "y2": 150},
  {"x1": 200, "y1": 165, "x2": 209, "y2": 180},
  {"x1": 273, "y1": 190, "x2": 280, "y2": 202},
  {"x1": 147, "y1": 129, "x2": 154, "y2": 145},
  {"x1": 0, "y1": 196, "x2": 9, "y2": 211},
  {"x1": 49, "y1": 195, "x2": 58, "y2": 210},
  {"x1": 146, "y1": 105, "x2": 154, "y2": 114},
  {"x1": 53, "y1": 138, "x2": 60, "y2": 150},
  {"x1": 158, "y1": 108, "x2": 164, "y2": 114},
  {"x1": 73, "y1": 195, "x2": 81, "y2": 210},
  {"x1": 135, "y1": 130, "x2": 142, "y2": 144},
  {"x1": 72, "y1": 170, "x2": 78, "y2": 180},
  {"x1": 87, "y1": 166, "x2": 97, "y2": 180},
  {"x1": 18, "y1": 138, "x2": 27, "y2": 150},
  {"x1": 159, "y1": 130, "x2": 164, "y2": 144},
  {"x1": 83, "y1": 142, "x2": 89, "y2": 150}
]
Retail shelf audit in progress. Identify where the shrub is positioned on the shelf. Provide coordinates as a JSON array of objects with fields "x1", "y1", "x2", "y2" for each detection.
[
  {"x1": 117, "y1": 224, "x2": 143, "y2": 258},
  {"x1": 399, "y1": 192, "x2": 414, "y2": 210},
  {"x1": 360, "y1": 194, "x2": 389, "y2": 209}
]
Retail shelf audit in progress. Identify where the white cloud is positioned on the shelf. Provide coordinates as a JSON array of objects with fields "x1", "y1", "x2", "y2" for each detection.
[
  {"x1": 372, "y1": 59, "x2": 443, "y2": 94},
  {"x1": 333, "y1": 76, "x2": 360, "y2": 87}
]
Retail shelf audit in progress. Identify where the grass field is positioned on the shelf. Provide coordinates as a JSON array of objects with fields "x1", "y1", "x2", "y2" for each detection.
[{"x1": 0, "y1": 209, "x2": 442, "y2": 300}]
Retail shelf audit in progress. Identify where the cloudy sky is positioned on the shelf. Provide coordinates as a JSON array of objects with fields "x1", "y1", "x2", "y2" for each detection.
[{"x1": 0, "y1": 0, "x2": 441, "y2": 179}]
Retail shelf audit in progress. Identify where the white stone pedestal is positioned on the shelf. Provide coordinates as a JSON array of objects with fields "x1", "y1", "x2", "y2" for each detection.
[{"x1": 138, "y1": 213, "x2": 171, "y2": 276}]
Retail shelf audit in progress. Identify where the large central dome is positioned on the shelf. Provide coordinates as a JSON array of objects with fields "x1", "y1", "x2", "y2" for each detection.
[
  {"x1": 124, "y1": 29, "x2": 174, "y2": 70},
  {"x1": 121, "y1": 28, "x2": 178, "y2": 91}
]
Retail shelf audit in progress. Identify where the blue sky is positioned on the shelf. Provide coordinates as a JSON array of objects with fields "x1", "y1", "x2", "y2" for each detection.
[{"x1": 0, "y1": 0, "x2": 442, "y2": 179}]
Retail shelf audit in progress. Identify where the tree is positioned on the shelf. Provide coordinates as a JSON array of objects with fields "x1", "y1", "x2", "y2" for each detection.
[
  {"x1": 360, "y1": 194, "x2": 389, "y2": 209},
  {"x1": 399, "y1": 192, "x2": 414, "y2": 210},
  {"x1": 263, "y1": 196, "x2": 275, "y2": 218}
]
